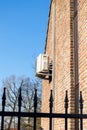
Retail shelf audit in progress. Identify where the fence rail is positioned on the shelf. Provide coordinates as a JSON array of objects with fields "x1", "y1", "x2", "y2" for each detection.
[{"x1": 0, "y1": 87, "x2": 86, "y2": 130}]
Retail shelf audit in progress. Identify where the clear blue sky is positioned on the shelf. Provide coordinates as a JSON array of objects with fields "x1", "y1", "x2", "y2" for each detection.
[{"x1": 0, "y1": 0, "x2": 50, "y2": 81}]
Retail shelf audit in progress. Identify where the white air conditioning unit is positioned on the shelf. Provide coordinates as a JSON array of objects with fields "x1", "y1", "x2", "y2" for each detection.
[{"x1": 36, "y1": 54, "x2": 49, "y2": 77}]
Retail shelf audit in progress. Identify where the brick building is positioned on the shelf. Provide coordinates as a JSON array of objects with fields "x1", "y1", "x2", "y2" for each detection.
[{"x1": 40, "y1": 0, "x2": 87, "y2": 130}]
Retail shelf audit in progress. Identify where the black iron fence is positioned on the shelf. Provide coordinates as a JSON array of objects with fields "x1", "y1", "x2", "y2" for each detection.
[{"x1": 0, "y1": 87, "x2": 87, "y2": 130}]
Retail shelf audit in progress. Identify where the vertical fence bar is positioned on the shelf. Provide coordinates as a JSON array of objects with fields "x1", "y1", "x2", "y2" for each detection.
[
  {"x1": 79, "y1": 91, "x2": 83, "y2": 130},
  {"x1": 1, "y1": 88, "x2": 6, "y2": 130},
  {"x1": 33, "y1": 89, "x2": 37, "y2": 130},
  {"x1": 64, "y1": 90, "x2": 68, "y2": 130},
  {"x1": 18, "y1": 88, "x2": 22, "y2": 130},
  {"x1": 49, "y1": 90, "x2": 53, "y2": 130}
]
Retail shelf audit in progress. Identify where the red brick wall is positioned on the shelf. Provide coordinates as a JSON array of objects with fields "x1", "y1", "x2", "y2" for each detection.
[
  {"x1": 41, "y1": 0, "x2": 87, "y2": 129},
  {"x1": 78, "y1": 0, "x2": 87, "y2": 129},
  {"x1": 53, "y1": 0, "x2": 75, "y2": 129},
  {"x1": 41, "y1": 1, "x2": 52, "y2": 129}
]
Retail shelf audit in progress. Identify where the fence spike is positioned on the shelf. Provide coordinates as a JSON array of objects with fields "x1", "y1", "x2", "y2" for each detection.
[
  {"x1": 2, "y1": 87, "x2": 6, "y2": 108},
  {"x1": 64, "y1": 90, "x2": 68, "y2": 130},
  {"x1": 33, "y1": 89, "x2": 37, "y2": 130},
  {"x1": 1, "y1": 88, "x2": 6, "y2": 130},
  {"x1": 34, "y1": 89, "x2": 37, "y2": 112},
  {"x1": 64, "y1": 90, "x2": 69, "y2": 111},
  {"x1": 79, "y1": 91, "x2": 83, "y2": 130},
  {"x1": 80, "y1": 91, "x2": 83, "y2": 112},
  {"x1": 18, "y1": 88, "x2": 22, "y2": 130},
  {"x1": 49, "y1": 90, "x2": 53, "y2": 113},
  {"x1": 49, "y1": 90, "x2": 53, "y2": 130}
]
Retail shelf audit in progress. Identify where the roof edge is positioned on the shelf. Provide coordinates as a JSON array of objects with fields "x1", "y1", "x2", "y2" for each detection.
[{"x1": 44, "y1": 0, "x2": 53, "y2": 53}]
